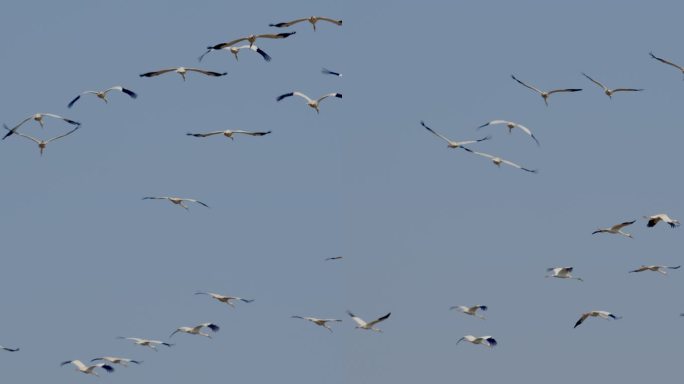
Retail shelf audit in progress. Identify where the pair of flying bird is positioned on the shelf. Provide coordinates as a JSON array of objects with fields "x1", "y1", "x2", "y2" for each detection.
[
  {"x1": 592, "y1": 214, "x2": 680, "y2": 238},
  {"x1": 2, "y1": 113, "x2": 81, "y2": 155}
]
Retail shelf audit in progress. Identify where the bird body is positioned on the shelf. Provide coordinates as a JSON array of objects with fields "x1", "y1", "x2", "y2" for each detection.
[
  {"x1": 629, "y1": 265, "x2": 680, "y2": 275},
  {"x1": 116, "y1": 337, "x2": 173, "y2": 351},
  {"x1": 187, "y1": 130, "x2": 271, "y2": 140},
  {"x1": 421, "y1": 121, "x2": 491, "y2": 149},
  {"x1": 170, "y1": 322, "x2": 220, "y2": 338},
  {"x1": 210, "y1": 32, "x2": 296, "y2": 50},
  {"x1": 347, "y1": 310, "x2": 391, "y2": 332},
  {"x1": 644, "y1": 214, "x2": 680, "y2": 228},
  {"x1": 270, "y1": 16, "x2": 342, "y2": 31},
  {"x1": 90, "y1": 357, "x2": 142, "y2": 367},
  {"x1": 276, "y1": 91, "x2": 342, "y2": 113},
  {"x1": 546, "y1": 267, "x2": 583, "y2": 281},
  {"x1": 461, "y1": 146, "x2": 537, "y2": 173},
  {"x1": 198, "y1": 44, "x2": 271, "y2": 62},
  {"x1": 68, "y1": 86, "x2": 137, "y2": 108},
  {"x1": 592, "y1": 220, "x2": 636, "y2": 238},
  {"x1": 581, "y1": 73, "x2": 642, "y2": 98},
  {"x1": 195, "y1": 291, "x2": 254, "y2": 308},
  {"x1": 142, "y1": 196, "x2": 209, "y2": 210},
  {"x1": 478, "y1": 120, "x2": 539, "y2": 146},
  {"x1": 140, "y1": 67, "x2": 227, "y2": 81},
  {"x1": 450, "y1": 305, "x2": 488, "y2": 319},
  {"x1": 511, "y1": 75, "x2": 582, "y2": 106},
  {"x1": 574, "y1": 311, "x2": 621, "y2": 328},
  {"x1": 61, "y1": 360, "x2": 114, "y2": 377},
  {"x1": 456, "y1": 335, "x2": 497, "y2": 348},
  {"x1": 291, "y1": 316, "x2": 342, "y2": 332}
]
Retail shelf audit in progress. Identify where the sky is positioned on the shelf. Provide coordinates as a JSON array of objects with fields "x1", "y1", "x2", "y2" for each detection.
[{"x1": 1, "y1": 0, "x2": 683, "y2": 383}]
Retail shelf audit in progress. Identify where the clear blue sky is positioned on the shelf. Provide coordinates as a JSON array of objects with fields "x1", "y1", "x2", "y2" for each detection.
[{"x1": 1, "y1": 0, "x2": 682, "y2": 383}]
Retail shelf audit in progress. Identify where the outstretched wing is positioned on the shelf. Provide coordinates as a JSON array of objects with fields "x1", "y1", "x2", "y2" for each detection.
[
  {"x1": 650, "y1": 52, "x2": 684, "y2": 71},
  {"x1": 511, "y1": 75, "x2": 543, "y2": 94},
  {"x1": 186, "y1": 131, "x2": 224, "y2": 138},
  {"x1": 185, "y1": 68, "x2": 227, "y2": 77},
  {"x1": 269, "y1": 18, "x2": 308, "y2": 28},
  {"x1": 140, "y1": 68, "x2": 177, "y2": 77},
  {"x1": 581, "y1": 73, "x2": 607, "y2": 90},
  {"x1": 366, "y1": 312, "x2": 391, "y2": 327}
]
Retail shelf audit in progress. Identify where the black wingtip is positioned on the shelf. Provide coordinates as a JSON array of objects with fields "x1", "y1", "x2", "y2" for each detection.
[
  {"x1": 335, "y1": 93, "x2": 342, "y2": 98},
  {"x1": 276, "y1": 92, "x2": 293, "y2": 102}
]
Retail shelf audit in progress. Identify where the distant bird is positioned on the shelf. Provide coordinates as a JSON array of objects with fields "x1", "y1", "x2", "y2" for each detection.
[
  {"x1": 68, "y1": 86, "x2": 137, "y2": 108},
  {"x1": 60, "y1": 360, "x2": 114, "y2": 377},
  {"x1": 477, "y1": 120, "x2": 540, "y2": 146},
  {"x1": 3, "y1": 124, "x2": 80, "y2": 156},
  {"x1": 629, "y1": 265, "x2": 680, "y2": 275},
  {"x1": 450, "y1": 305, "x2": 488, "y2": 319},
  {"x1": 574, "y1": 311, "x2": 621, "y2": 328},
  {"x1": 269, "y1": 16, "x2": 342, "y2": 31},
  {"x1": 142, "y1": 196, "x2": 209, "y2": 210},
  {"x1": 276, "y1": 91, "x2": 342, "y2": 114},
  {"x1": 644, "y1": 213, "x2": 680, "y2": 228},
  {"x1": 461, "y1": 146, "x2": 537, "y2": 173},
  {"x1": 0, "y1": 346, "x2": 19, "y2": 352},
  {"x1": 2, "y1": 113, "x2": 80, "y2": 140},
  {"x1": 581, "y1": 73, "x2": 642, "y2": 98},
  {"x1": 140, "y1": 67, "x2": 227, "y2": 81},
  {"x1": 456, "y1": 335, "x2": 497, "y2": 348},
  {"x1": 170, "y1": 323, "x2": 220, "y2": 339},
  {"x1": 90, "y1": 357, "x2": 142, "y2": 367},
  {"x1": 186, "y1": 129, "x2": 271, "y2": 140},
  {"x1": 291, "y1": 316, "x2": 342, "y2": 332},
  {"x1": 347, "y1": 310, "x2": 391, "y2": 332},
  {"x1": 421, "y1": 121, "x2": 491, "y2": 149},
  {"x1": 322, "y1": 68, "x2": 342, "y2": 77},
  {"x1": 592, "y1": 220, "x2": 636, "y2": 238},
  {"x1": 198, "y1": 44, "x2": 272, "y2": 63},
  {"x1": 116, "y1": 337, "x2": 173, "y2": 351},
  {"x1": 209, "y1": 32, "x2": 296, "y2": 49},
  {"x1": 511, "y1": 75, "x2": 582, "y2": 106},
  {"x1": 195, "y1": 291, "x2": 254, "y2": 308},
  {"x1": 325, "y1": 256, "x2": 343, "y2": 261},
  {"x1": 546, "y1": 267, "x2": 583, "y2": 281},
  {"x1": 650, "y1": 52, "x2": 684, "y2": 79}
]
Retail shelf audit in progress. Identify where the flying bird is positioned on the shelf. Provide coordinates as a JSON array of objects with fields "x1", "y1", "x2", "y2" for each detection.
[
  {"x1": 629, "y1": 265, "x2": 681, "y2": 275},
  {"x1": 2, "y1": 113, "x2": 80, "y2": 140},
  {"x1": 186, "y1": 129, "x2": 271, "y2": 140},
  {"x1": 198, "y1": 44, "x2": 271, "y2": 63},
  {"x1": 170, "y1": 323, "x2": 220, "y2": 339},
  {"x1": 270, "y1": 16, "x2": 342, "y2": 31},
  {"x1": 195, "y1": 292, "x2": 254, "y2": 308},
  {"x1": 68, "y1": 86, "x2": 137, "y2": 108},
  {"x1": 142, "y1": 196, "x2": 209, "y2": 210},
  {"x1": 322, "y1": 68, "x2": 342, "y2": 77},
  {"x1": 644, "y1": 214, "x2": 680, "y2": 228},
  {"x1": 209, "y1": 32, "x2": 296, "y2": 49},
  {"x1": 477, "y1": 120, "x2": 540, "y2": 146},
  {"x1": 1, "y1": 346, "x2": 19, "y2": 352},
  {"x1": 650, "y1": 52, "x2": 684, "y2": 79},
  {"x1": 546, "y1": 267, "x2": 583, "y2": 281},
  {"x1": 581, "y1": 73, "x2": 642, "y2": 98},
  {"x1": 60, "y1": 360, "x2": 114, "y2": 377},
  {"x1": 347, "y1": 310, "x2": 391, "y2": 332},
  {"x1": 421, "y1": 121, "x2": 491, "y2": 149},
  {"x1": 456, "y1": 335, "x2": 497, "y2": 348},
  {"x1": 450, "y1": 305, "x2": 488, "y2": 319},
  {"x1": 574, "y1": 311, "x2": 621, "y2": 328},
  {"x1": 116, "y1": 337, "x2": 173, "y2": 351},
  {"x1": 325, "y1": 256, "x2": 343, "y2": 261},
  {"x1": 291, "y1": 316, "x2": 342, "y2": 332},
  {"x1": 140, "y1": 67, "x2": 227, "y2": 81},
  {"x1": 592, "y1": 220, "x2": 636, "y2": 238},
  {"x1": 511, "y1": 75, "x2": 582, "y2": 106},
  {"x1": 90, "y1": 357, "x2": 142, "y2": 367},
  {"x1": 3, "y1": 124, "x2": 80, "y2": 156},
  {"x1": 461, "y1": 146, "x2": 537, "y2": 173},
  {"x1": 276, "y1": 91, "x2": 342, "y2": 114}
]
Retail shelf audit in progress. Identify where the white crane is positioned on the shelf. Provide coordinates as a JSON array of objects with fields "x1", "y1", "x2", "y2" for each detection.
[
  {"x1": 592, "y1": 220, "x2": 636, "y2": 238},
  {"x1": 650, "y1": 52, "x2": 684, "y2": 79},
  {"x1": 195, "y1": 291, "x2": 254, "y2": 308},
  {"x1": 142, "y1": 196, "x2": 209, "y2": 210},
  {"x1": 276, "y1": 91, "x2": 342, "y2": 114},
  {"x1": 629, "y1": 265, "x2": 680, "y2": 275},
  {"x1": 198, "y1": 44, "x2": 272, "y2": 63},
  {"x1": 90, "y1": 357, "x2": 142, "y2": 367},
  {"x1": 581, "y1": 73, "x2": 642, "y2": 98},
  {"x1": 68, "y1": 86, "x2": 138, "y2": 108},
  {"x1": 170, "y1": 323, "x2": 220, "y2": 339},
  {"x1": 269, "y1": 16, "x2": 342, "y2": 31},
  {"x1": 60, "y1": 360, "x2": 114, "y2": 377},
  {"x1": 421, "y1": 121, "x2": 491, "y2": 149},
  {"x1": 461, "y1": 146, "x2": 537, "y2": 173},
  {"x1": 347, "y1": 310, "x2": 391, "y2": 332},
  {"x1": 291, "y1": 316, "x2": 342, "y2": 332},
  {"x1": 1, "y1": 345, "x2": 19, "y2": 352},
  {"x1": 546, "y1": 267, "x2": 583, "y2": 281},
  {"x1": 456, "y1": 335, "x2": 497, "y2": 348},
  {"x1": 322, "y1": 68, "x2": 342, "y2": 77},
  {"x1": 511, "y1": 75, "x2": 582, "y2": 106},
  {"x1": 187, "y1": 129, "x2": 272, "y2": 140},
  {"x1": 477, "y1": 120, "x2": 540, "y2": 146},
  {"x1": 574, "y1": 311, "x2": 621, "y2": 328},
  {"x1": 139, "y1": 67, "x2": 227, "y2": 81},
  {"x1": 116, "y1": 337, "x2": 173, "y2": 351},
  {"x1": 3, "y1": 124, "x2": 80, "y2": 156},
  {"x1": 2, "y1": 113, "x2": 80, "y2": 140},
  {"x1": 644, "y1": 213, "x2": 680, "y2": 228},
  {"x1": 450, "y1": 305, "x2": 488, "y2": 319},
  {"x1": 209, "y1": 32, "x2": 296, "y2": 49}
]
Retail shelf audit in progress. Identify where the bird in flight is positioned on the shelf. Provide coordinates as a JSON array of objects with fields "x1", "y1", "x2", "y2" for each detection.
[
  {"x1": 291, "y1": 316, "x2": 342, "y2": 332},
  {"x1": 629, "y1": 265, "x2": 680, "y2": 275},
  {"x1": 0, "y1": 345, "x2": 19, "y2": 352},
  {"x1": 3, "y1": 124, "x2": 80, "y2": 156},
  {"x1": 421, "y1": 121, "x2": 490, "y2": 149},
  {"x1": 574, "y1": 311, "x2": 621, "y2": 328},
  {"x1": 581, "y1": 73, "x2": 642, "y2": 98},
  {"x1": 140, "y1": 67, "x2": 227, "y2": 81},
  {"x1": 67, "y1": 86, "x2": 137, "y2": 108},
  {"x1": 322, "y1": 68, "x2": 342, "y2": 77},
  {"x1": 142, "y1": 196, "x2": 209, "y2": 210},
  {"x1": 198, "y1": 44, "x2": 272, "y2": 63},
  {"x1": 477, "y1": 120, "x2": 539, "y2": 146},
  {"x1": 511, "y1": 75, "x2": 582, "y2": 106},
  {"x1": 187, "y1": 129, "x2": 271, "y2": 140},
  {"x1": 61, "y1": 360, "x2": 114, "y2": 377},
  {"x1": 546, "y1": 267, "x2": 583, "y2": 281},
  {"x1": 347, "y1": 310, "x2": 391, "y2": 332},
  {"x1": 456, "y1": 335, "x2": 497, "y2": 348},
  {"x1": 170, "y1": 323, "x2": 220, "y2": 339},
  {"x1": 325, "y1": 256, "x2": 343, "y2": 261},
  {"x1": 644, "y1": 213, "x2": 680, "y2": 228},
  {"x1": 269, "y1": 16, "x2": 342, "y2": 31},
  {"x1": 450, "y1": 305, "x2": 488, "y2": 320},
  {"x1": 90, "y1": 357, "x2": 142, "y2": 367},
  {"x1": 461, "y1": 146, "x2": 537, "y2": 173},
  {"x1": 195, "y1": 292, "x2": 254, "y2": 308},
  {"x1": 209, "y1": 32, "x2": 296, "y2": 49},
  {"x1": 116, "y1": 337, "x2": 173, "y2": 351},
  {"x1": 2, "y1": 113, "x2": 80, "y2": 140},
  {"x1": 650, "y1": 52, "x2": 684, "y2": 79},
  {"x1": 592, "y1": 220, "x2": 636, "y2": 238},
  {"x1": 276, "y1": 91, "x2": 342, "y2": 114}
]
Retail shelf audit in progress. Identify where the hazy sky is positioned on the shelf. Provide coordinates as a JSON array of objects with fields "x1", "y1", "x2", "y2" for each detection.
[{"x1": 1, "y1": 1, "x2": 683, "y2": 383}]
